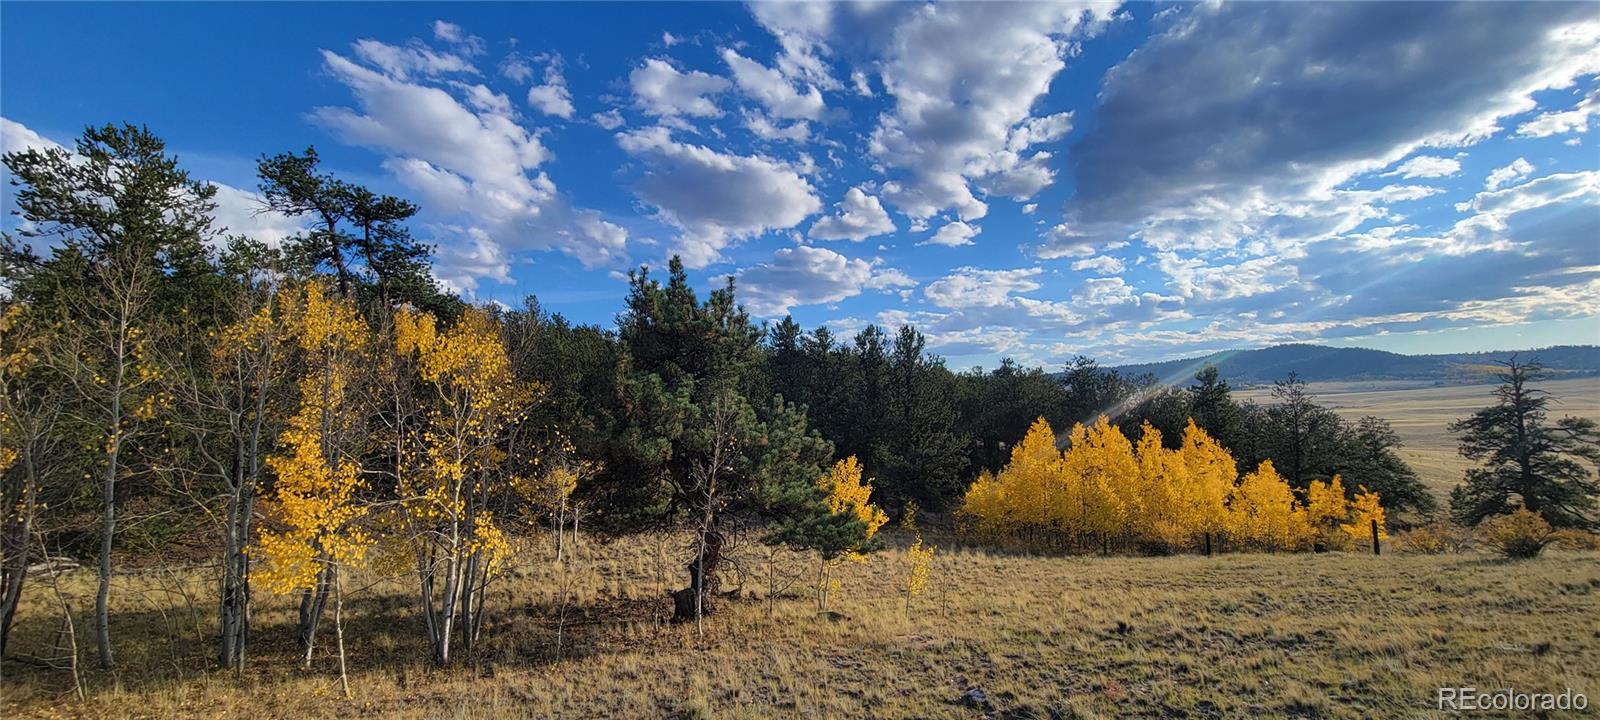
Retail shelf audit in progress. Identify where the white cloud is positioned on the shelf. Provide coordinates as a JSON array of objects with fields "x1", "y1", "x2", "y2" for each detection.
[
  {"x1": 1064, "y1": 3, "x2": 1600, "y2": 254},
  {"x1": 351, "y1": 38, "x2": 477, "y2": 81},
  {"x1": 616, "y1": 126, "x2": 820, "y2": 267},
  {"x1": 721, "y1": 48, "x2": 825, "y2": 120},
  {"x1": 1459, "y1": 170, "x2": 1600, "y2": 218},
  {"x1": 2, "y1": 118, "x2": 304, "y2": 250},
  {"x1": 313, "y1": 50, "x2": 550, "y2": 194},
  {"x1": 455, "y1": 83, "x2": 512, "y2": 116},
  {"x1": 869, "y1": 2, "x2": 1115, "y2": 220},
  {"x1": 311, "y1": 46, "x2": 627, "y2": 282},
  {"x1": 925, "y1": 267, "x2": 1042, "y2": 308},
  {"x1": 1385, "y1": 155, "x2": 1462, "y2": 179},
  {"x1": 746, "y1": 0, "x2": 844, "y2": 91},
  {"x1": 207, "y1": 183, "x2": 307, "y2": 248},
  {"x1": 736, "y1": 245, "x2": 914, "y2": 316},
  {"x1": 430, "y1": 226, "x2": 513, "y2": 293},
  {"x1": 1037, "y1": 223, "x2": 1100, "y2": 259},
  {"x1": 1485, "y1": 157, "x2": 1535, "y2": 190},
  {"x1": 1071, "y1": 255, "x2": 1126, "y2": 275},
  {"x1": 850, "y1": 69, "x2": 874, "y2": 97},
  {"x1": 630, "y1": 58, "x2": 730, "y2": 118},
  {"x1": 527, "y1": 58, "x2": 575, "y2": 119},
  {"x1": 431, "y1": 21, "x2": 485, "y2": 55},
  {"x1": 921, "y1": 220, "x2": 980, "y2": 247},
  {"x1": 0, "y1": 116, "x2": 62, "y2": 154},
  {"x1": 500, "y1": 56, "x2": 534, "y2": 84},
  {"x1": 1517, "y1": 89, "x2": 1600, "y2": 137},
  {"x1": 592, "y1": 109, "x2": 625, "y2": 130},
  {"x1": 743, "y1": 111, "x2": 810, "y2": 142},
  {"x1": 1156, "y1": 252, "x2": 1298, "y2": 302},
  {"x1": 1022, "y1": 203, "x2": 1038, "y2": 215},
  {"x1": 809, "y1": 187, "x2": 896, "y2": 241}
]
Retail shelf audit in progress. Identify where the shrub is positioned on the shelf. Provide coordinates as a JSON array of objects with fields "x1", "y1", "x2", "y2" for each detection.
[
  {"x1": 1395, "y1": 525, "x2": 1449, "y2": 554},
  {"x1": 1548, "y1": 528, "x2": 1600, "y2": 552},
  {"x1": 1395, "y1": 521, "x2": 1473, "y2": 554},
  {"x1": 1481, "y1": 509, "x2": 1555, "y2": 559}
]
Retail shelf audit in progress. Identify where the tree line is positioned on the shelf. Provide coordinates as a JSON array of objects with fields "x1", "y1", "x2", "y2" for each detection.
[{"x1": 2, "y1": 124, "x2": 1595, "y2": 681}]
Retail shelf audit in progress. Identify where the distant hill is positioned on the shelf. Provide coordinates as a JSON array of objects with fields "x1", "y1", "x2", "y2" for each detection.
[{"x1": 1111, "y1": 344, "x2": 1600, "y2": 387}]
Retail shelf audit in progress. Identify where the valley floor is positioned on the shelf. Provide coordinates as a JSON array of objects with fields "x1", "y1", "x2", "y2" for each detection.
[
  {"x1": 1237, "y1": 377, "x2": 1600, "y2": 499},
  {"x1": 5, "y1": 535, "x2": 1598, "y2": 719}
]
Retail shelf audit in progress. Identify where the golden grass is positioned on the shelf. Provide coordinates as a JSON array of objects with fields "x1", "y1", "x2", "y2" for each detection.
[
  {"x1": 1237, "y1": 377, "x2": 1600, "y2": 499},
  {"x1": 4, "y1": 534, "x2": 1598, "y2": 719}
]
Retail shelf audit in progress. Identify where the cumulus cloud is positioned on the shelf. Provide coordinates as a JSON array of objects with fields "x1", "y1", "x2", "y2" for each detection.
[
  {"x1": 351, "y1": 38, "x2": 477, "y2": 81},
  {"x1": 746, "y1": 0, "x2": 846, "y2": 91},
  {"x1": 527, "y1": 57, "x2": 575, "y2": 119},
  {"x1": 721, "y1": 48, "x2": 825, "y2": 120},
  {"x1": 207, "y1": 183, "x2": 308, "y2": 248},
  {"x1": 1071, "y1": 255, "x2": 1126, "y2": 275},
  {"x1": 1038, "y1": 223, "x2": 1100, "y2": 259},
  {"x1": 1156, "y1": 253, "x2": 1299, "y2": 302},
  {"x1": 1295, "y1": 170, "x2": 1600, "y2": 323},
  {"x1": 869, "y1": 3, "x2": 1113, "y2": 222},
  {"x1": 1459, "y1": 170, "x2": 1599, "y2": 218},
  {"x1": 743, "y1": 111, "x2": 810, "y2": 142},
  {"x1": 925, "y1": 267, "x2": 1042, "y2": 308},
  {"x1": 630, "y1": 58, "x2": 730, "y2": 118},
  {"x1": 429, "y1": 226, "x2": 513, "y2": 292},
  {"x1": 850, "y1": 69, "x2": 874, "y2": 97},
  {"x1": 1485, "y1": 157, "x2": 1535, "y2": 190},
  {"x1": 921, "y1": 220, "x2": 980, "y2": 247},
  {"x1": 0, "y1": 116, "x2": 60, "y2": 155},
  {"x1": 2, "y1": 117, "x2": 305, "y2": 250},
  {"x1": 1385, "y1": 155, "x2": 1462, "y2": 179},
  {"x1": 809, "y1": 187, "x2": 896, "y2": 241},
  {"x1": 310, "y1": 43, "x2": 627, "y2": 285},
  {"x1": 901, "y1": 264, "x2": 1188, "y2": 359},
  {"x1": 592, "y1": 109, "x2": 625, "y2": 130},
  {"x1": 1517, "y1": 89, "x2": 1600, "y2": 137},
  {"x1": 1065, "y1": 3, "x2": 1600, "y2": 240},
  {"x1": 735, "y1": 245, "x2": 913, "y2": 316},
  {"x1": 431, "y1": 20, "x2": 484, "y2": 55},
  {"x1": 616, "y1": 126, "x2": 820, "y2": 267}
]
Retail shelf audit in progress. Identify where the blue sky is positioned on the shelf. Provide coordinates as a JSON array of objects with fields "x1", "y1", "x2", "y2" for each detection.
[{"x1": 3, "y1": 2, "x2": 1598, "y2": 368}]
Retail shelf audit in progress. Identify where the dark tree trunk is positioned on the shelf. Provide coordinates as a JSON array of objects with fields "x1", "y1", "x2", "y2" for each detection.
[
  {"x1": 0, "y1": 451, "x2": 37, "y2": 660},
  {"x1": 298, "y1": 565, "x2": 331, "y2": 666},
  {"x1": 671, "y1": 528, "x2": 724, "y2": 623}
]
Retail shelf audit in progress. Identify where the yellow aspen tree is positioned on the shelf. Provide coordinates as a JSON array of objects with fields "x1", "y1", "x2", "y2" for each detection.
[
  {"x1": 1341, "y1": 486, "x2": 1388, "y2": 551},
  {"x1": 392, "y1": 305, "x2": 538, "y2": 665},
  {"x1": 1063, "y1": 418, "x2": 1136, "y2": 551},
  {"x1": 903, "y1": 537, "x2": 935, "y2": 614},
  {"x1": 1307, "y1": 475, "x2": 1352, "y2": 550},
  {"x1": 209, "y1": 284, "x2": 296, "y2": 673},
  {"x1": 958, "y1": 469, "x2": 1008, "y2": 542},
  {"x1": 1133, "y1": 424, "x2": 1191, "y2": 551},
  {"x1": 1227, "y1": 460, "x2": 1312, "y2": 551},
  {"x1": 1176, "y1": 420, "x2": 1235, "y2": 554},
  {"x1": 813, "y1": 456, "x2": 888, "y2": 609},
  {"x1": 998, "y1": 418, "x2": 1062, "y2": 541},
  {"x1": 255, "y1": 281, "x2": 373, "y2": 691}
]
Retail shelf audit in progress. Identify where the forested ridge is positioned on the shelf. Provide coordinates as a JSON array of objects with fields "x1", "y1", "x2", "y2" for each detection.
[
  {"x1": 1111, "y1": 343, "x2": 1600, "y2": 385},
  {"x1": 5, "y1": 125, "x2": 1595, "y2": 684}
]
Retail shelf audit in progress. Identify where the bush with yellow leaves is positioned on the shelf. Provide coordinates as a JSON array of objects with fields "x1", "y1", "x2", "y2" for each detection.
[{"x1": 1481, "y1": 509, "x2": 1555, "y2": 559}]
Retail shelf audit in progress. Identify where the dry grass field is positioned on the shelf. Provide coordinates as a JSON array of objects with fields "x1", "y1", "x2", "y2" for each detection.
[
  {"x1": 1237, "y1": 377, "x2": 1600, "y2": 498},
  {"x1": 4, "y1": 534, "x2": 1598, "y2": 719}
]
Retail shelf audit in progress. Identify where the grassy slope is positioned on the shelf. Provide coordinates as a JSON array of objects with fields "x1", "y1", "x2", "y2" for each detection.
[
  {"x1": 5, "y1": 536, "x2": 1598, "y2": 719},
  {"x1": 1237, "y1": 377, "x2": 1600, "y2": 499}
]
